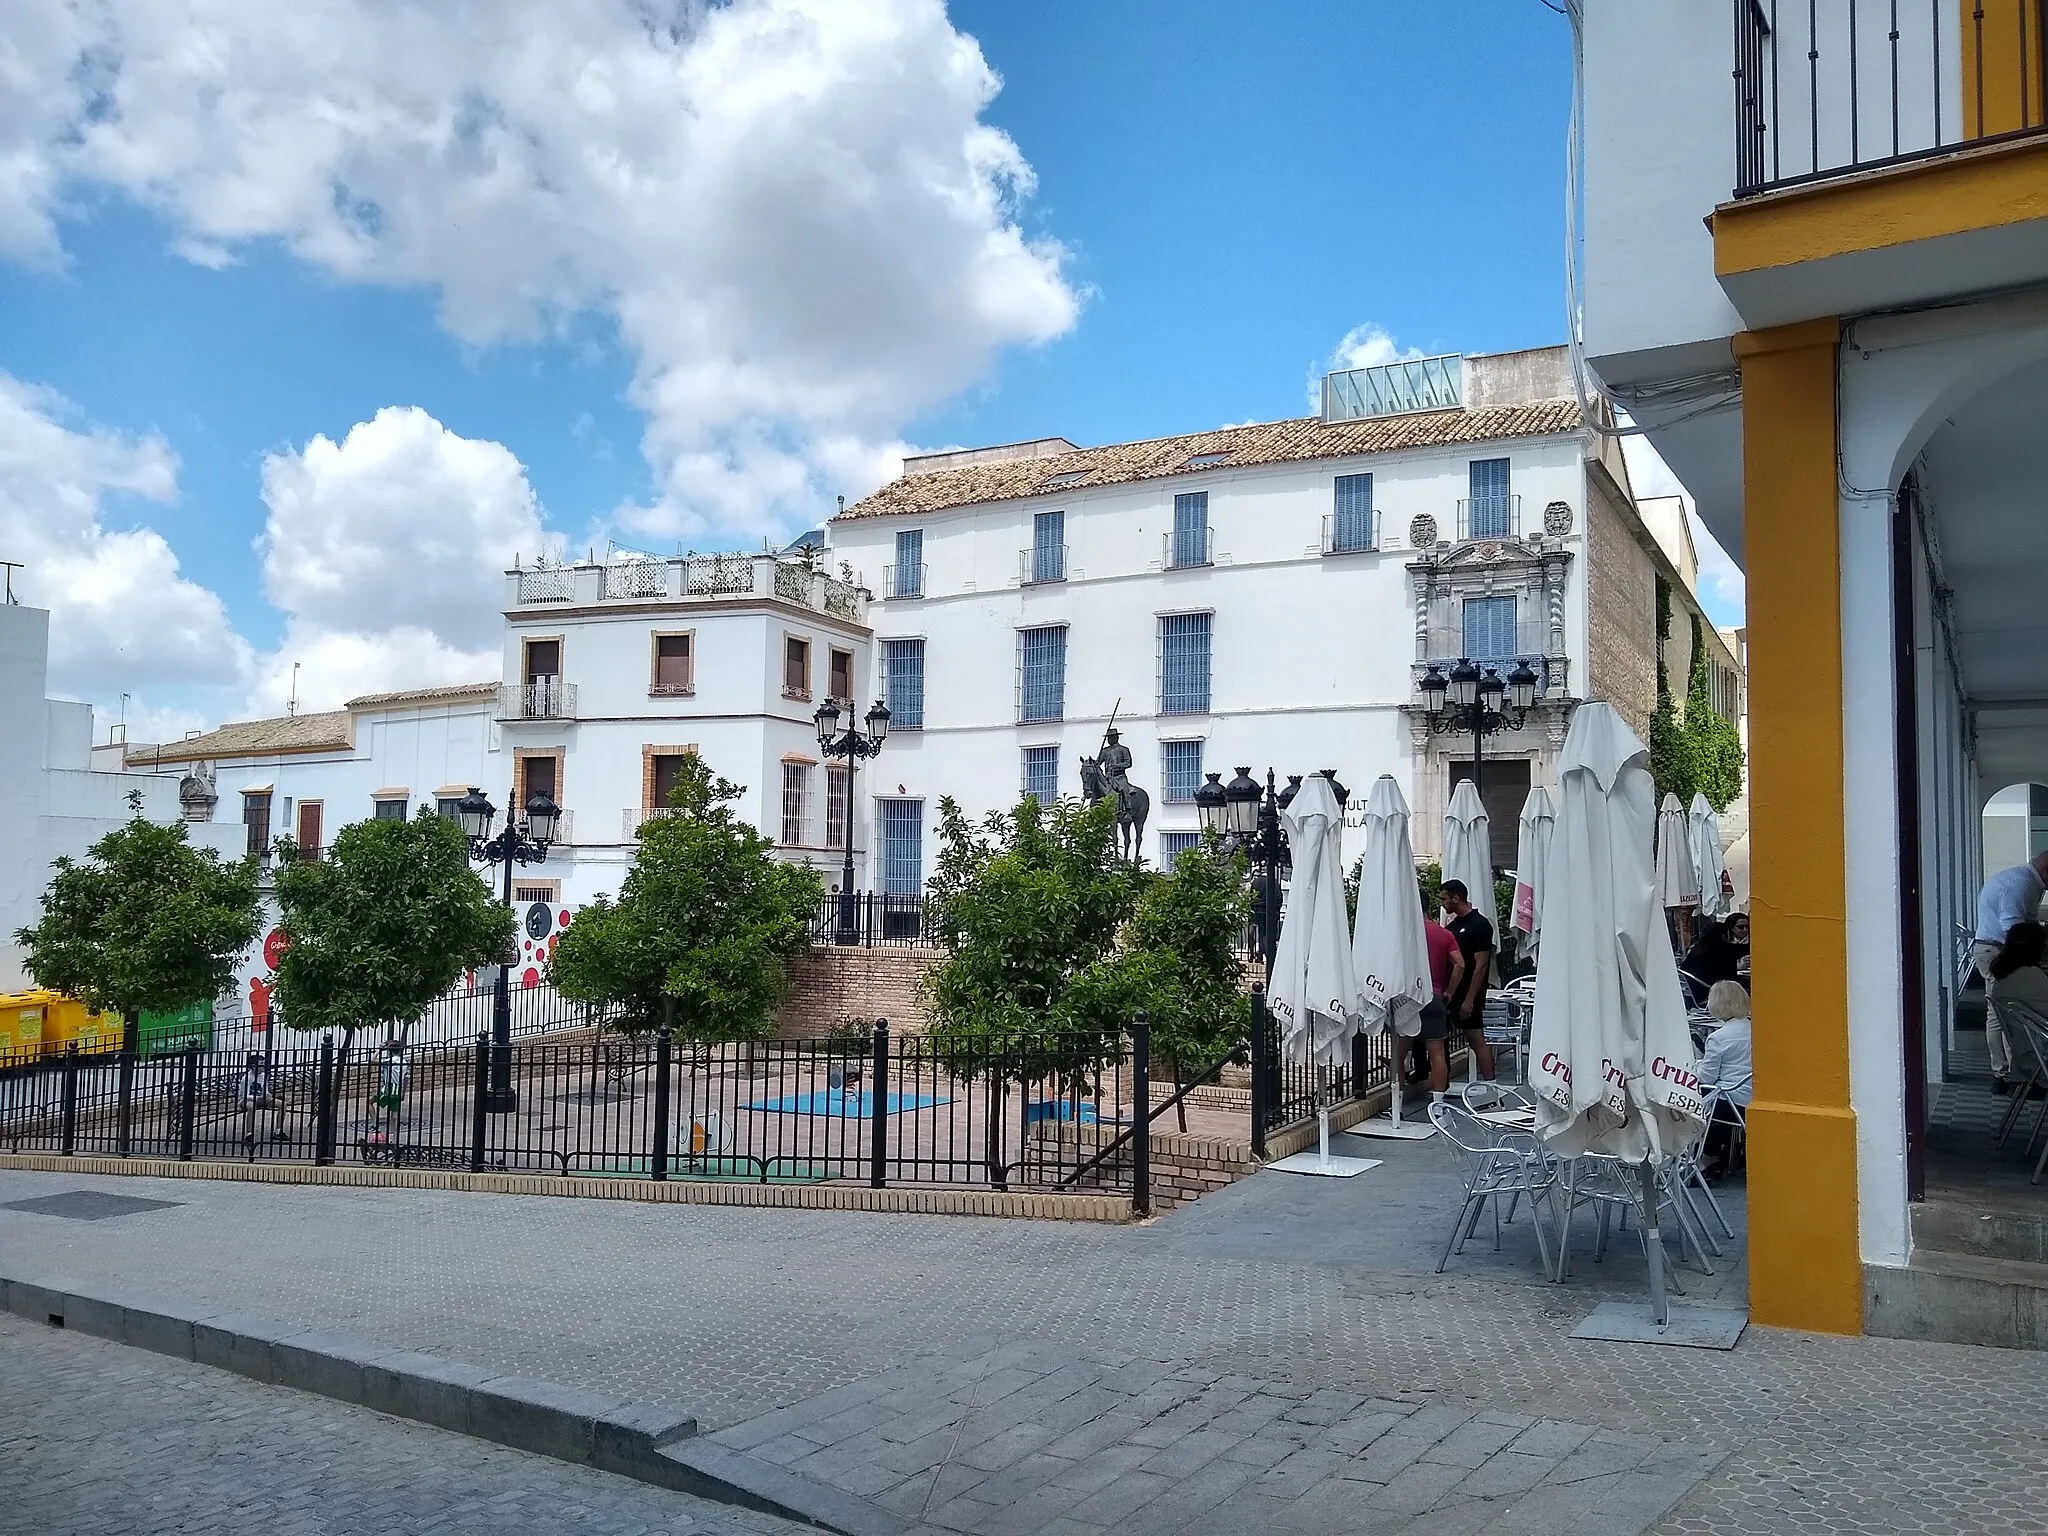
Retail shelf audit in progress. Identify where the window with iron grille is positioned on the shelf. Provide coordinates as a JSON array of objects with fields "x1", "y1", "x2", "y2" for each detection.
[
  {"x1": 513, "y1": 881, "x2": 559, "y2": 905},
  {"x1": 781, "y1": 762, "x2": 810, "y2": 845},
  {"x1": 1018, "y1": 625, "x2": 1067, "y2": 723},
  {"x1": 881, "y1": 637, "x2": 925, "y2": 729},
  {"x1": 878, "y1": 799, "x2": 923, "y2": 894},
  {"x1": 1468, "y1": 458, "x2": 1511, "y2": 538},
  {"x1": 1158, "y1": 612, "x2": 1212, "y2": 715},
  {"x1": 1021, "y1": 745, "x2": 1060, "y2": 806},
  {"x1": 1031, "y1": 510, "x2": 1065, "y2": 583},
  {"x1": 1462, "y1": 594, "x2": 1518, "y2": 662},
  {"x1": 1332, "y1": 473, "x2": 1374, "y2": 552},
  {"x1": 1160, "y1": 739, "x2": 1203, "y2": 803},
  {"x1": 1170, "y1": 491, "x2": 1209, "y2": 567},
  {"x1": 826, "y1": 764, "x2": 850, "y2": 849},
  {"x1": 1159, "y1": 830, "x2": 1201, "y2": 873},
  {"x1": 893, "y1": 529, "x2": 924, "y2": 598},
  {"x1": 242, "y1": 791, "x2": 271, "y2": 857}
]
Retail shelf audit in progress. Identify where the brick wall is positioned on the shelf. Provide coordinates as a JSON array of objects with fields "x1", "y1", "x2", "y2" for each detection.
[
  {"x1": 1584, "y1": 469, "x2": 1658, "y2": 739},
  {"x1": 775, "y1": 947, "x2": 936, "y2": 1037}
]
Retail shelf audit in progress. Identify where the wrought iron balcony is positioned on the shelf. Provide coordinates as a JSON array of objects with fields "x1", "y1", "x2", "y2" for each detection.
[
  {"x1": 1322, "y1": 510, "x2": 1379, "y2": 556},
  {"x1": 498, "y1": 680, "x2": 578, "y2": 722},
  {"x1": 884, "y1": 562, "x2": 927, "y2": 600},
  {"x1": 1454, "y1": 495, "x2": 1522, "y2": 542},
  {"x1": 1021, "y1": 543, "x2": 1068, "y2": 585},
  {"x1": 1164, "y1": 527, "x2": 1213, "y2": 570}
]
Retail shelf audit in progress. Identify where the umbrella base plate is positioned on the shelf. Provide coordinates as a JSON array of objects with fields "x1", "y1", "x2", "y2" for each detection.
[
  {"x1": 1267, "y1": 1151, "x2": 1383, "y2": 1178},
  {"x1": 1569, "y1": 1301, "x2": 1748, "y2": 1350},
  {"x1": 1344, "y1": 1118, "x2": 1437, "y2": 1141}
]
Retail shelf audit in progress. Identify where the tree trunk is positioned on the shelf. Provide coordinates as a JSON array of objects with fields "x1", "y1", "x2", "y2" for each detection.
[{"x1": 1173, "y1": 1055, "x2": 1187, "y2": 1134}]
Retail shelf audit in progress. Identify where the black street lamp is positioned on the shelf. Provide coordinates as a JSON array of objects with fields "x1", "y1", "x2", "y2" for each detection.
[
  {"x1": 1199, "y1": 767, "x2": 1294, "y2": 979},
  {"x1": 457, "y1": 785, "x2": 558, "y2": 1112},
  {"x1": 1415, "y1": 657, "x2": 1539, "y2": 795},
  {"x1": 815, "y1": 697, "x2": 890, "y2": 943}
]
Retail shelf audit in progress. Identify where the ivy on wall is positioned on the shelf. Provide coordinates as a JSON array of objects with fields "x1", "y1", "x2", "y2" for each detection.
[{"x1": 1645, "y1": 574, "x2": 1746, "y2": 812}]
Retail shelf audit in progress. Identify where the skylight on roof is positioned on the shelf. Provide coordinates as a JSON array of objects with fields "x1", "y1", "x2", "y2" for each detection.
[
  {"x1": 1041, "y1": 469, "x2": 1091, "y2": 489},
  {"x1": 1184, "y1": 451, "x2": 1231, "y2": 468}
]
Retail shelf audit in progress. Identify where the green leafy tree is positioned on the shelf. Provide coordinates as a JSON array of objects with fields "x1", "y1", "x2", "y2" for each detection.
[
  {"x1": 1065, "y1": 832, "x2": 1251, "y2": 1130},
  {"x1": 1647, "y1": 575, "x2": 1694, "y2": 804},
  {"x1": 550, "y1": 755, "x2": 821, "y2": 1041},
  {"x1": 918, "y1": 793, "x2": 1140, "y2": 1093},
  {"x1": 1681, "y1": 613, "x2": 1746, "y2": 812},
  {"x1": 270, "y1": 808, "x2": 514, "y2": 1043},
  {"x1": 15, "y1": 795, "x2": 261, "y2": 1050}
]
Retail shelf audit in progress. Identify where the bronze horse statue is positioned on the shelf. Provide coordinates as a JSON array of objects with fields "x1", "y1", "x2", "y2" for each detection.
[{"x1": 1079, "y1": 755, "x2": 1149, "y2": 863}]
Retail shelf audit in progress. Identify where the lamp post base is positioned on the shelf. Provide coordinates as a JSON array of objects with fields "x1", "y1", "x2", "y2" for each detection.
[{"x1": 483, "y1": 1089, "x2": 519, "y2": 1114}]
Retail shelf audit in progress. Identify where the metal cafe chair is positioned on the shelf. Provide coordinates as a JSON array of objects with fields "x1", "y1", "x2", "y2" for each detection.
[
  {"x1": 1428, "y1": 1096, "x2": 1560, "y2": 1280},
  {"x1": 1556, "y1": 1150, "x2": 1717, "y2": 1286},
  {"x1": 1992, "y1": 998, "x2": 2048, "y2": 1151}
]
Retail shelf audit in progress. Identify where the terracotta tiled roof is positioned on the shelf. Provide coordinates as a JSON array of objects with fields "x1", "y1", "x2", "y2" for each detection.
[
  {"x1": 839, "y1": 400, "x2": 1584, "y2": 521},
  {"x1": 345, "y1": 680, "x2": 498, "y2": 709},
  {"x1": 128, "y1": 710, "x2": 353, "y2": 767}
]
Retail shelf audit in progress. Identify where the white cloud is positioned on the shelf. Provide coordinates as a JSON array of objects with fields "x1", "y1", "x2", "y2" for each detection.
[
  {"x1": 1621, "y1": 431, "x2": 1746, "y2": 623},
  {"x1": 0, "y1": 373, "x2": 254, "y2": 708},
  {"x1": 10, "y1": 0, "x2": 1080, "y2": 536},
  {"x1": 1306, "y1": 323, "x2": 1426, "y2": 412}
]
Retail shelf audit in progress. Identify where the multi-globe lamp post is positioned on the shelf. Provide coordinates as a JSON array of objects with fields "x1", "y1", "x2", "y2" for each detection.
[
  {"x1": 455, "y1": 785, "x2": 559, "y2": 1112},
  {"x1": 813, "y1": 697, "x2": 891, "y2": 944},
  {"x1": 1414, "y1": 656, "x2": 1539, "y2": 793}
]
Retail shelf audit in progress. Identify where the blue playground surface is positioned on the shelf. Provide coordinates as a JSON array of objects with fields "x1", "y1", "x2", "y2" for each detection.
[
  {"x1": 1024, "y1": 1100, "x2": 1108, "y2": 1125},
  {"x1": 744, "y1": 1090, "x2": 948, "y2": 1117}
]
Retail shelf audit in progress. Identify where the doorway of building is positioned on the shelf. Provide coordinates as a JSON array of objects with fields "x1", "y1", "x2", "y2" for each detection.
[{"x1": 1448, "y1": 758, "x2": 1530, "y2": 876}]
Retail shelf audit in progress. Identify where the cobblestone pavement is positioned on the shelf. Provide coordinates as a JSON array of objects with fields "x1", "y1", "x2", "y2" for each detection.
[
  {"x1": 0, "y1": 1311, "x2": 804, "y2": 1536},
  {"x1": 2, "y1": 1157, "x2": 2044, "y2": 1535}
]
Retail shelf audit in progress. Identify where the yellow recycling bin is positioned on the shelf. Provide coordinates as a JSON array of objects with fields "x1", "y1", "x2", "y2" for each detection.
[
  {"x1": 46, "y1": 995, "x2": 123, "y2": 1059},
  {"x1": 0, "y1": 991, "x2": 55, "y2": 1067}
]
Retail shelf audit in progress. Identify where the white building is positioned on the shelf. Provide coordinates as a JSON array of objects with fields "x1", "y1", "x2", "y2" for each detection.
[
  {"x1": 830, "y1": 346, "x2": 1727, "y2": 891},
  {"x1": 0, "y1": 603, "x2": 242, "y2": 991}
]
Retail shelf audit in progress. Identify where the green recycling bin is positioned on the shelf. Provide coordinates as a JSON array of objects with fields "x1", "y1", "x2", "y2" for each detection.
[{"x1": 138, "y1": 1002, "x2": 214, "y2": 1058}]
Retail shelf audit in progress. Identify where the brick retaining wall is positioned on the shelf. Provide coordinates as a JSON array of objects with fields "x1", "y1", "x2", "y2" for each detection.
[{"x1": 774, "y1": 947, "x2": 936, "y2": 1037}]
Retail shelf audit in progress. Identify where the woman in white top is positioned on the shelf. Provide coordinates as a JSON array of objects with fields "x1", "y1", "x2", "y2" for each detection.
[
  {"x1": 1987, "y1": 922, "x2": 2048, "y2": 1091},
  {"x1": 1699, "y1": 981, "x2": 1752, "y2": 1177}
]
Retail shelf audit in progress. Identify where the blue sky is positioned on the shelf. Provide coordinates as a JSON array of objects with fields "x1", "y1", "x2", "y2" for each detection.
[{"x1": 0, "y1": 1, "x2": 1737, "y2": 733}]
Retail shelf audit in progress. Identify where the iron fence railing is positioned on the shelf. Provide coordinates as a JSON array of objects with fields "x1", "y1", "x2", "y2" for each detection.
[
  {"x1": 1734, "y1": 0, "x2": 2048, "y2": 197},
  {"x1": 498, "y1": 680, "x2": 578, "y2": 721},
  {"x1": 604, "y1": 559, "x2": 669, "y2": 599},
  {"x1": 0, "y1": 1023, "x2": 1152, "y2": 1199},
  {"x1": 810, "y1": 892, "x2": 938, "y2": 947},
  {"x1": 1163, "y1": 527, "x2": 1213, "y2": 570},
  {"x1": 516, "y1": 566, "x2": 575, "y2": 604},
  {"x1": 1020, "y1": 544, "x2": 1069, "y2": 585},
  {"x1": 683, "y1": 553, "x2": 754, "y2": 597},
  {"x1": 884, "y1": 563, "x2": 927, "y2": 600},
  {"x1": 1454, "y1": 495, "x2": 1522, "y2": 542},
  {"x1": 1246, "y1": 984, "x2": 1394, "y2": 1155},
  {"x1": 1322, "y1": 511, "x2": 1380, "y2": 555}
]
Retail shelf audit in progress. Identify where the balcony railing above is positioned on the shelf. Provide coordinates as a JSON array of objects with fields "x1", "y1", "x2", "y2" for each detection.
[
  {"x1": 1164, "y1": 527, "x2": 1213, "y2": 570},
  {"x1": 1322, "y1": 511, "x2": 1379, "y2": 555},
  {"x1": 1454, "y1": 495, "x2": 1522, "y2": 542},
  {"x1": 1423, "y1": 622, "x2": 1555, "y2": 663},
  {"x1": 517, "y1": 566, "x2": 574, "y2": 604},
  {"x1": 884, "y1": 562, "x2": 927, "y2": 600},
  {"x1": 509, "y1": 551, "x2": 867, "y2": 621},
  {"x1": 622, "y1": 807, "x2": 680, "y2": 839},
  {"x1": 1733, "y1": 0, "x2": 2048, "y2": 197},
  {"x1": 1021, "y1": 543, "x2": 1069, "y2": 585},
  {"x1": 498, "y1": 680, "x2": 578, "y2": 722}
]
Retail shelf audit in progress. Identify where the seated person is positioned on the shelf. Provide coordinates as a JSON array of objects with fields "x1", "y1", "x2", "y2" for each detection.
[
  {"x1": 1698, "y1": 980, "x2": 1753, "y2": 1176},
  {"x1": 1988, "y1": 921, "x2": 2048, "y2": 1092},
  {"x1": 1681, "y1": 913, "x2": 1750, "y2": 1006}
]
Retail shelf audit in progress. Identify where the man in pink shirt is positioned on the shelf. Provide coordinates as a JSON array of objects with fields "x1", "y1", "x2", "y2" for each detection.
[{"x1": 1420, "y1": 897, "x2": 1466, "y2": 1101}]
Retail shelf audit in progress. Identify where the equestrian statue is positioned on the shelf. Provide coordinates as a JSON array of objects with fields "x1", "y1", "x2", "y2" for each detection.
[{"x1": 1079, "y1": 717, "x2": 1149, "y2": 863}]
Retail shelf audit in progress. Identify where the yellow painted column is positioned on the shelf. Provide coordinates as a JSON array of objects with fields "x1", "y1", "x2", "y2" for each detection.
[{"x1": 1734, "y1": 318, "x2": 1864, "y2": 1336}]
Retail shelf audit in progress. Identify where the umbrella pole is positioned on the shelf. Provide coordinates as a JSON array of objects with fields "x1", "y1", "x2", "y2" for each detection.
[
  {"x1": 1640, "y1": 1157, "x2": 1668, "y2": 1327},
  {"x1": 1317, "y1": 1099, "x2": 1331, "y2": 1169},
  {"x1": 1389, "y1": 1066, "x2": 1404, "y2": 1127}
]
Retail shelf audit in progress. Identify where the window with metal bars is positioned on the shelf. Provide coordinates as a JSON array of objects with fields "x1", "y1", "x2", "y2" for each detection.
[
  {"x1": 1332, "y1": 474, "x2": 1374, "y2": 552},
  {"x1": 881, "y1": 638, "x2": 925, "y2": 729},
  {"x1": 1159, "y1": 830, "x2": 1201, "y2": 873},
  {"x1": 780, "y1": 762, "x2": 810, "y2": 845},
  {"x1": 1170, "y1": 492, "x2": 1209, "y2": 568},
  {"x1": 1031, "y1": 510, "x2": 1065, "y2": 583},
  {"x1": 1468, "y1": 459, "x2": 1512, "y2": 538},
  {"x1": 243, "y1": 791, "x2": 271, "y2": 857},
  {"x1": 1158, "y1": 612, "x2": 1212, "y2": 715},
  {"x1": 1021, "y1": 745, "x2": 1060, "y2": 807},
  {"x1": 1160, "y1": 739, "x2": 1203, "y2": 803},
  {"x1": 1462, "y1": 594, "x2": 1518, "y2": 661},
  {"x1": 878, "y1": 799, "x2": 923, "y2": 894},
  {"x1": 826, "y1": 765, "x2": 850, "y2": 849},
  {"x1": 1018, "y1": 625, "x2": 1067, "y2": 723}
]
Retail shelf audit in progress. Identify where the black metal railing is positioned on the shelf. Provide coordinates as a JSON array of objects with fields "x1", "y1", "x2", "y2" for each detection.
[
  {"x1": 1246, "y1": 985, "x2": 1395, "y2": 1154},
  {"x1": 0, "y1": 1022, "x2": 1152, "y2": 1201},
  {"x1": 210, "y1": 980, "x2": 605, "y2": 1057},
  {"x1": 1735, "y1": 0, "x2": 2048, "y2": 197},
  {"x1": 810, "y1": 892, "x2": 938, "y2": 948}
]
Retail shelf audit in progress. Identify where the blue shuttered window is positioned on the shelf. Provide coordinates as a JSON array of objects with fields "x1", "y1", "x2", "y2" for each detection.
[
  {"x1": 1031, "y1": 510, "x2": 1065, "y2": 583},
  {"x1": 1159, "y1": 612, "x2": 1213, "y2": 716},
  {"x1": 1161, "y1": 740, "x2": 1203, "y2": 803},
  {"x1": 1332, "y1": 474, "x2": 1374, "y2": 552},
  {"x1": 1171, "y1": 492, "x2": 1209, "y2": 568},
  {"x1": 1018, "y1": 625, "x2": 1067, "y2": 723},
  {"x1": 1462, "y1": 594, "x2": 1518, "y2": 662},
  {"x1": 1021, "y1": 746, "x2": 1060, "y2": 807},
  {"x1": 892, "y1": 529, "x2": 924, "y2": 598},
  {"x1": 1468, "y1": 459, "x2": 1511, "y2": 538},
  {"x1": 1159, "y1": 831, "x2": 1201, "y2": 873},
  {"x1": 878, "y1": 800, "x2": 923, "y2": 894},
  {"x1": 881, "y1": 638, "x2": 925, "y2": 729}
]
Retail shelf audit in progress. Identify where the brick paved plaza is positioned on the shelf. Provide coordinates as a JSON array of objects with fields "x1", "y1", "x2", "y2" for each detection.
[{"x1": 1, "y1": 1153, "x2": 2043, "y2": 1535}]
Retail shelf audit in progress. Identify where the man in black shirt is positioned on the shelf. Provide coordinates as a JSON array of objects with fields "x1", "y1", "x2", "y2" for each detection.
[{"x1": 1440, "y1": 880, "x2": 1497, "y2": 1081}]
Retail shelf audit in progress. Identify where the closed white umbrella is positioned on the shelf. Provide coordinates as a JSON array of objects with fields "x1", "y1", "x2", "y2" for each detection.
[
  {"x1": 1654, "y1": 792, "x2": 1701, "y2": 911},
  {"x1": 1266, "y1": 772, "x2": 1378, "y2": 1177},
  {"x1": 1512, "y1": 784, "x2": 1556, "y2": 962},
  {"x1": 1349, "y1": 776, "x2": 1435, "y2": 1139},
  {"x1": 1688, "y1": 793, "x2": 1730, "y2": 921},
  {"x1": 1441, "y1": 779, "x2": 1496, "y2": 934},
  {"x1": 1530, "y1": 704, "x2": 1709, "y2": 1329}
]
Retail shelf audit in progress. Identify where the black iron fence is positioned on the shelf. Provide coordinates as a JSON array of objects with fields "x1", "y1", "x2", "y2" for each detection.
[
  {"x1": 207, "y1": 981, "x2": 604, "y2": 1058},
  {"x1": 1734, "y1": 0, "x2": 2048, "y2": 196},
  {"x1": 0, "y1": 1021, "x2": 1162, "y2": 1201},
  {"x1": 810, "y1": 892, "x2": 938, "y2": 948},
  {"x1": 1247, "y1": 984, "x2": 1397, "y2": 1155}
]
